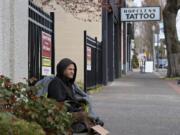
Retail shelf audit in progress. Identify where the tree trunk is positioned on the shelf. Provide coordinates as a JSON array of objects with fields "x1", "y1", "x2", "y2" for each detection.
[{"x1": 163, "y1": 0, "x2": 180, "y2": 77}]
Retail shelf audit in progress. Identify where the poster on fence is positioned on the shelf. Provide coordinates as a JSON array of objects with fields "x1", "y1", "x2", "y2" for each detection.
[
  {"x1": 87, "y1": 46, "x2": 92, "y2": 71},
  {"x1": 41, "y1": 31, "x2": 52, "y2": 76}
]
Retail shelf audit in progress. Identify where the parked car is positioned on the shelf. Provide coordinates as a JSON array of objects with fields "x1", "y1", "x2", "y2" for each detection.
[{"x1": 157, "y1": 59, "x2": 168, "y2": 68}]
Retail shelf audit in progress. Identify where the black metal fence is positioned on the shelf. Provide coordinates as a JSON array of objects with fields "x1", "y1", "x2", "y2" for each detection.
[
  {"x1": 28, "y1": 0, "x2": 55, "y2": 81},
  {"x1": 84, "y1": 31, "x2": 103, "y2": 92}
]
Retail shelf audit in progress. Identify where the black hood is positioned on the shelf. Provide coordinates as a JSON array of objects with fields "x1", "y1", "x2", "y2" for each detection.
[{"x1": 56, "y1": 58, "x2": 77, "y2": 84}]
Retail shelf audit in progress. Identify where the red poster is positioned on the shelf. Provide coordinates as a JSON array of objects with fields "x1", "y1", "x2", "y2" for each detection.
[{"x1": 42, "y1": 32, "x2": 51, "y2": 58}]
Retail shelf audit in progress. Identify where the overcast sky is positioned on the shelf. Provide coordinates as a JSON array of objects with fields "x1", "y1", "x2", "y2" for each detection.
[{"x1": 133, "y1": 0, "x2": 143, "y2": 6}]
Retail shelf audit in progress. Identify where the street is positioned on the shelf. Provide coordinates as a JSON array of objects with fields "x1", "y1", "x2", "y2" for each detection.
[{"x1": 92, "y1": 71, "x2": 180, "y2": 135}]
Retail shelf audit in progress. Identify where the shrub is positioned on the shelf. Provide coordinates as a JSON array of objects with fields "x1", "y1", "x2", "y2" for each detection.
[
  {"x1": 0, "y1": 75, "x2": 72, "y2": 135},
  {"x1": 0, "y1": 112, "x2": 45, "y2": 135},
  {"x1": 132, "y1": 54, "x2": 139, "y2": 68}
]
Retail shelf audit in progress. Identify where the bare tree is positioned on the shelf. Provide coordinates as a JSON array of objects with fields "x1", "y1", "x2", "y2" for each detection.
[
  {"x1": 135, "y1": 0, "x2": 160, "y2": 59},
  {"x1": 31, "y1": 0, "x2": 113, "y2": 22},
  {"x1": 163, "y1": 0, "x2": 180, "y2": 77}
]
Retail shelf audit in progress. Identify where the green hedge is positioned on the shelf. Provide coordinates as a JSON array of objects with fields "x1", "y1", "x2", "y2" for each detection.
[
  {"x1": 0, "y1": 112, "x2": 45, "y2": 135},
  {"x1": 0, "y1": 75, "x2": 72, "y2": 135}
]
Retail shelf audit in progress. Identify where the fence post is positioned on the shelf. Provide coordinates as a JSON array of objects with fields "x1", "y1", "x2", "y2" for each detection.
[
  {"x1": 50, "y1": 12, "x2": 55, "y2": 75},
  {"x1": 84, "y1": 31, "x2": 87, "y2": 92}
]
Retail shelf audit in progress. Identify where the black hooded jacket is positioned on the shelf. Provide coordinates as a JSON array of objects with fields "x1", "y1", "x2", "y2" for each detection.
[{"x1": 48, "y1": 58, "x2": 77, "y2": 102}]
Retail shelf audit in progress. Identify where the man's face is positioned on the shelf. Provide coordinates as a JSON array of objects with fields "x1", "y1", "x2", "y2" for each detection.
[{"x1": 63, "y1": 64, "x2": 75, "y2": 79}]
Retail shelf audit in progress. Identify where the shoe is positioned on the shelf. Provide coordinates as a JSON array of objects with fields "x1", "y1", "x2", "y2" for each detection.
[
  {"x1": 95, "y1": 118, "x2": 104, "y2": 127},
  {"x1": 72, "y1": 122, "x2": 88, "y2": 133}
]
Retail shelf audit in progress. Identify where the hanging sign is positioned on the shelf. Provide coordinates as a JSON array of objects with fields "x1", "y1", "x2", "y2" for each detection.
[{"x1": 121, "y1": 7, "x2": 161, "y2": 21}]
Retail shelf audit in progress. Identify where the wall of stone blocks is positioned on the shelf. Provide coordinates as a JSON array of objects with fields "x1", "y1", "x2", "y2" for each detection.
[{"x1": 0, "y1": 0, "x2": 28, "y2": 82}]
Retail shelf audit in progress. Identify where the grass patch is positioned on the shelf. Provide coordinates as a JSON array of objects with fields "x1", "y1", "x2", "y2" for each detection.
[
  {"x1": 87, "y1": 85, "x2": 103, "y2": 94},
  {"x1": 163, "y1": 77, "x2": 180, "y2": 80},
  {"x1": 76, "y1": 80, "x2": 84, "y2": 90},
  {"x1": 76, "y1": 81, "x2": 104, "y2": 94}
]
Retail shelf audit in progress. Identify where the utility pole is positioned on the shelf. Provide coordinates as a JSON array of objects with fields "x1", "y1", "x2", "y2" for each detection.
[{"x1": 152, "y1": 25, "x2": 156, "y2": 71}]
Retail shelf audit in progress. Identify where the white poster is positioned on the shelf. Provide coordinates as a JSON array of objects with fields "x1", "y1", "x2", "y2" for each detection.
[
  {"x1": 87, "y1": 46, "x2": 92, "y2": 71},
  {"x1": 42, "y1": 66, "x2": 51, "y2": 76}
]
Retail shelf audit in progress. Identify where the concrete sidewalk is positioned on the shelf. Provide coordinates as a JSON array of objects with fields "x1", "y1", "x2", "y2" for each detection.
[{"x1": 91, "y1": 71, "x2": 180, "y2": 135}]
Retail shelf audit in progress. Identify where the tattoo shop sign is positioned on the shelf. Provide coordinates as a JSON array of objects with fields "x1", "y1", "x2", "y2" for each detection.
[{"x1": 121, "y1": 7, "x2": 160, "y2": 21}]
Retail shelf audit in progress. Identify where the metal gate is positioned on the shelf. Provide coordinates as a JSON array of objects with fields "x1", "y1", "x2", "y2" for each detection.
[
  {"x1": 84, "y1": 31, "x2": 103, "y2": 92},
  {"x1": 28, "y1": 0, "x2": 55, "y2": 81}
]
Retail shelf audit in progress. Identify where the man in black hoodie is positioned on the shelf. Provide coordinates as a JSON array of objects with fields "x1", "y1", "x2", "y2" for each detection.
[
  {"x1": 48, "y1": 58, "x2": 75, "y2": 100},
  {"x1": 48, "y1": 58, "x2": 103, "y2": 133},
  {"x1": 48, "y1": 58, "x2": 82, "y2": 112}
]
